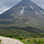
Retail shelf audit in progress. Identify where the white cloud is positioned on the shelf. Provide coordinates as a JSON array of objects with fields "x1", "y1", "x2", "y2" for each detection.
[
  {"x1": 0, "y1": 7, "x2": 9, "y2": 14},
  {"x1": 31, "y1": 0, "x2": 44, "y2": 9},
  {"x1": 0, "y1": 0, "x2": 21, "y2": 14},
  {"x1": 0, "y1": 1, "x2": 9, "y2": 14},
  {"x1": 0, "y1": 0, "x2": 44, "y2": 14}
]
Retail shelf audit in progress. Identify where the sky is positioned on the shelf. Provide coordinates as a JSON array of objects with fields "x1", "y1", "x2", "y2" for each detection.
[{"x1": 0, "y1": 0, "x2": 44, "y2": 14}]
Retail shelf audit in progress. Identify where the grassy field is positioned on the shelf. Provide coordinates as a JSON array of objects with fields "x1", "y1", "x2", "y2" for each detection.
[
  {"x1": 17, "y1": 38, "x2": 44, "y2": 44},
  {"x1": 0, "y1": 36, "x2": 44, "y2": 44},
  {"x1": 0, "y1": 29, "x2": 44, "y2": 44},
  {"x1": 0, "y1": 39, "x2": 1, "y2": 44}
]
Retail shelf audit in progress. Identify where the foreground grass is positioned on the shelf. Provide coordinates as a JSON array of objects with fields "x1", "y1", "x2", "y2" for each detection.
[
  {"x1": 0, "y1": 36, "x2": 31, "y2": 44},
  {"x1": 15, "y1": 38, "x2": 32, "y2": 44},
  {"x1": 0, "y1": 36, "x2": 44, "y2": 44},
  {"x1": 0, "y1": 39, "x2": 1, "y2": 44},
  {"x1": 16, "y1": 38, "x2": 44, "y2": 44},
  {"x1": 21, "y1": 40, "x2": 31, "y2": 44}
]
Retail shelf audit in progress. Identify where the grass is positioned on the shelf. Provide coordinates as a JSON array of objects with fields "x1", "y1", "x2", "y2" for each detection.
[
  {"x1": 14, "y1": 37, "x2": 44, "y2": 44},
  {"x1": 0, "y1": 39, "x2": 1, "y2": 44},
  {"x1": 39, "y1": 43, "x2": 44, "y2": 44},
  {"x1": 0, "y1": 36, "x2": 44, "y2": 44},
  {"x1": 18, "y1": 38, "x2": 44, "y2": 44},
  {"x1": 0, "y1": 29, "x2": 44, "y2": 44},
  {"x1": 21, "y1": 40, "x2": 31, "y2": 44},
  {"x1": 15, "y1": 38, "x2": 32, "y2": 44}
]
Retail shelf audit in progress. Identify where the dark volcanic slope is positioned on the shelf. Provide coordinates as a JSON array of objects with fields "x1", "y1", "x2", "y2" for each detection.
[{"x1": 0, "y1": 0, "x2": 44, "y2": 32}]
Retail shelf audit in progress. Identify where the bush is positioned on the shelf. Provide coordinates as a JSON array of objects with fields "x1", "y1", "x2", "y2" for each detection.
[
  {"x1": 39, "y1": 40, "x2": 41, "y2": 43},
  {"x1": 0, "y1": 39, "x2": 2, "y2": 44},
  {"x1": 6, "y1": 34, "x2": 13, "y2": 38},
  {"x1": 17, "y1": 36, "x2": 23, "y2": 40},
  {"x1": 33, "y1": 40, "x2": 39, "y2": 44},
  {"x1": 27, "y1": 40, "x2": 30, "y2": 42}
]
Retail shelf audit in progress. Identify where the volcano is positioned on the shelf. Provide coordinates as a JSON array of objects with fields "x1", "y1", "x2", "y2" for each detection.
[{"x1": 0, "y1": 0, "x2": 44, "y2": 32}]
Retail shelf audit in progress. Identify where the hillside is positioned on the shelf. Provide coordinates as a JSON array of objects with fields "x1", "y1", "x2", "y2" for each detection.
[
  {"x1": 0, "y1": 0, "x2": 44, "y2": 32},
  {"x1": 0, "y1": 29, "x2": 44, "y2": 44},
  {"x1": 0, "y1": 0, "x2": 44, "y2": 44}
]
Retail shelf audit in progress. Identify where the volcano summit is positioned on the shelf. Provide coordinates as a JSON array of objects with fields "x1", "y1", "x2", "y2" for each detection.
[{"x1": 0, "y1": 0, "x2": 44, "y2": 32}]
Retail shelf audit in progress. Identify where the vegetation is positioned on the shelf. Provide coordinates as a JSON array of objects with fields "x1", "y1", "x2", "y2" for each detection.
[
  {"x1": 21, "y1": 38, "x2": 44, "y2": 44},
  {"x1": 0, "y1": 28, "x2": 44, "y2": 44},
  {"x1": 0, "y1": 39, "x2": 1, "y2": 44}
]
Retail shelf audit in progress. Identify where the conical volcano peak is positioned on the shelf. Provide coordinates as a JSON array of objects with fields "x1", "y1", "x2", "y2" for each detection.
[
  {"x1": 22, "y1": 0, "x2": 30, "y2": 1},
  {"x1": 23, "y1": 0, "x2": 29, "y2": 1},
  {"x1": 0, "y1": 0, "x2": 44, "y2": 33}
]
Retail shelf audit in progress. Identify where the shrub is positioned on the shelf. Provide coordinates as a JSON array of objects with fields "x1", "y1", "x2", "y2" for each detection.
[
  {"x1": 27, "y1": 40, "x2": 30, "y2": 42},
  {"x1": 39, "y1": 40, "x2": 41, "y2": 43},
  {"x1": 33, "y1": 40, "x2": 39, "y2": 44},
  {"x1": 17, "y1": 36, "x2": 23, "y2": 40},
  {"x1": 0, "y1": 39, "x2": 2, "y2": 44},
  {"x1": 6, "y1": 34, "x2": 13, "y2": 38}
]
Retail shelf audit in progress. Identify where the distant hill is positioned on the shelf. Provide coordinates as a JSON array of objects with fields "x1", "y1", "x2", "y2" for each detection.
[{"x1": 0, "y1": 0, "x2": 44, "y2": 32}]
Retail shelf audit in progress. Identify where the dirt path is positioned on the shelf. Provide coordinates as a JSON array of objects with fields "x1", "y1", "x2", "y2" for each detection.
[{"x1": 0, "y1": 36, "x2": 24, "y2": 44}]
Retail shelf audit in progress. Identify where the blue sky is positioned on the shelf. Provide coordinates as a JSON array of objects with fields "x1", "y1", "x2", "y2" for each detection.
[{"x1": 0, "y1": 0, "x2": 44, "y2": 14}]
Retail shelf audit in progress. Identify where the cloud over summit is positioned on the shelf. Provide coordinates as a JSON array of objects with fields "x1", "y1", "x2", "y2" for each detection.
[{"x1": 0, "y1": 0, "x2": 44, "y2": 14}]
